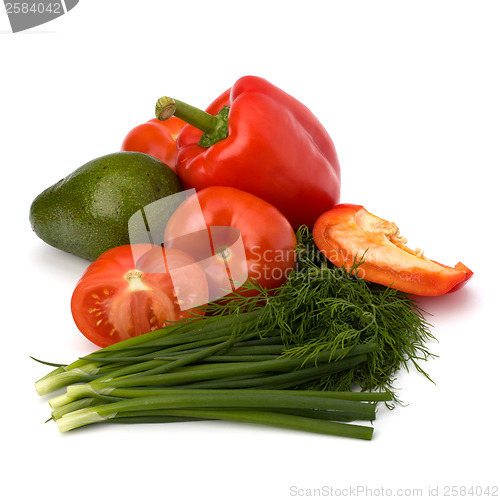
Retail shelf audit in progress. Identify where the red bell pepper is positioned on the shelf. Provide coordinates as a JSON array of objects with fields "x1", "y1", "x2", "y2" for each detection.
[
  {"x1": 313, "y1": 204, "x2": 473, "y2": 296},
  {"x1": 121, "y1": 116, "x2": 186, "y2": 172},
  {"x1": 155, "y1": 76, "x2": 341, "y2": 229}
]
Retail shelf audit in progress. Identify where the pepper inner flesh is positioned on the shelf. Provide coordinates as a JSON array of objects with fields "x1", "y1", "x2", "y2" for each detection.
[{"x1": 354, "y1": 208, "x2": 426, "y2": 259}]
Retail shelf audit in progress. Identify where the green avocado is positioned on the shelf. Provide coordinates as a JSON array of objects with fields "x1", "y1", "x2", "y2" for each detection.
[{"x1": 29, "y1": 152, "x2": 184, "y2": 261}]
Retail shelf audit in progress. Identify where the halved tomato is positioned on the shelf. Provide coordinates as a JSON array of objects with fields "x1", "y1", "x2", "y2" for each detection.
[
  {"x1": 71, "y1": 244, "x2": 208, "y2": 347},
  {"x1": 313, "y1": 204, "x2": 473, "y2": 296}
]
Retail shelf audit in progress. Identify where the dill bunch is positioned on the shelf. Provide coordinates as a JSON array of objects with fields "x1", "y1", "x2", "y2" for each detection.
[{"x1": 208, "y1": 226, "x2": 436, "y2": 401}]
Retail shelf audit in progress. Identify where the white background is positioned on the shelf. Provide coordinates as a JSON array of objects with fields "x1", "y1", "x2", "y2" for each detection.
[{"x1": 1, "y1": 1, "x2": 498, "y2": 498}]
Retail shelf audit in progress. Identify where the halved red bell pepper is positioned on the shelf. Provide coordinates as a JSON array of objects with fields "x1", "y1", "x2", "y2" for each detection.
[
  {"x1": 155, "y1": 76, "x2": 341, "y2": 229},
  {"x1": 121, "y1": 116, "x2": 186, "y2": 171},
  {"x1": 313, "y1": 204, "x2": 473, "y2": 296}
]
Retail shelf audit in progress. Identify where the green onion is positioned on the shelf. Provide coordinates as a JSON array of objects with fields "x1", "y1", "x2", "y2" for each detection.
[{"x1": 55, "y1": 389, "x2": 378, "y2": 439}]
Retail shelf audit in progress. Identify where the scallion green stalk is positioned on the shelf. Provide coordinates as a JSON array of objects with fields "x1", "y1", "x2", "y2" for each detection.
[{"x1": 55, "y1": 389, "x2": 377, "y2": 439}]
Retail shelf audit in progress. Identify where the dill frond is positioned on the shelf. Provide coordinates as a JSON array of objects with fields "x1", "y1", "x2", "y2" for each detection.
[{"x1": 206, "y1": 226, "x2": 436, "y2": 402}]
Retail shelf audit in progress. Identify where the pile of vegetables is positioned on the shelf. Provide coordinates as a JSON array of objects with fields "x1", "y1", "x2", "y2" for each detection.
[
  {"x1": 32, "y1": 75, "x2": 473, "y2": 439},
  {"x1": 35, "y1": 229, "x2": 435, "y2": 438}
]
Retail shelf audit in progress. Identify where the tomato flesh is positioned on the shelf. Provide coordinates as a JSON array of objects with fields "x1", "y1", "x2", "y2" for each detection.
[
  {"x1": 71, "y1": 245, "x2": 208, "y2": 347},
  {"x1": 313, "y1": 204, "x2": 473, "y2": 296}
]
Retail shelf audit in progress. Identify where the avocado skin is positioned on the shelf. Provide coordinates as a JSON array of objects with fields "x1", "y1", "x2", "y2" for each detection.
[{"x1": 29, "y1": 152, "x2": 183, "y2": 261}]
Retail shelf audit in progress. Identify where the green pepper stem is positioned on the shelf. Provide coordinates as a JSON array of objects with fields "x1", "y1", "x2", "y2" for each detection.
[
  {"x1": 155, "y1": 97, "x2": 216, "y2": 133},
  {"x1": 155, "y1": 96, "x2": 229, "y2": 147}
]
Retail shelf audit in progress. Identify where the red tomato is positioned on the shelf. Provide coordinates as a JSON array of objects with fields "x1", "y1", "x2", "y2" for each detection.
[
  {"x1": 71, "y1": 244, "x2": 208, "y2": 347},
  {"x1": 163, "y1": 186, "x2": 297, "y2": 299},
  {"x1": 313, "y1": 204, "x2": 473, "y2": 296},
  {"x1": 121, "y1": 116, "x2": 186, "y2": 172}
]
